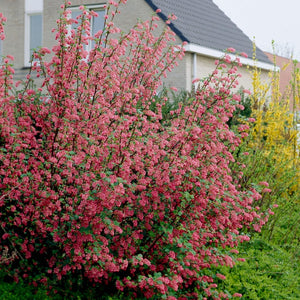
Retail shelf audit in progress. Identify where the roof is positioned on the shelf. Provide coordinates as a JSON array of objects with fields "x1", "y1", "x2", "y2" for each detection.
[{"x1": 144, "y1": 0, "x2": 271, "y2": 64}]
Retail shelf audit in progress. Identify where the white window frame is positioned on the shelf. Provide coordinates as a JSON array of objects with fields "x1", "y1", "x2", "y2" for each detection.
[
  {"x1": 24, "y1": 0, "x2": 43, "y2": 67},
  {"x1": 69, "y1": 4, "x2": 106, "y2": 52}
]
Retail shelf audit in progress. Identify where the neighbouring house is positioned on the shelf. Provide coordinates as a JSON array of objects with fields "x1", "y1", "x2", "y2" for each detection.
[
  {"x1": 264, "y1": 52, "x2": 300, "y2": 109},
  {"x1": 0, "y1": 0, "x2": 273, "y2": 91}
]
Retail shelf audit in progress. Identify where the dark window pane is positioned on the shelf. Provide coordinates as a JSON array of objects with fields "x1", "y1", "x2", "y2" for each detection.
[
  {"x1": 92, "y1": 9, "x2": 105, "y2": 35},
  {"x1": 91, "y1": 9, "x2": 105, "y2": 48},
  {"x1": 30, "y1": 14, "x2": 42, "y2": 58},
  {"x1": 71, "y1": 10, "x2": 81, "y2": 30}
]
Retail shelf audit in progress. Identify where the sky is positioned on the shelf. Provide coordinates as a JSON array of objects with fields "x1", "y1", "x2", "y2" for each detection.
[{"x1": 212, "y1": 0, "x2": 300, "y2": 60}]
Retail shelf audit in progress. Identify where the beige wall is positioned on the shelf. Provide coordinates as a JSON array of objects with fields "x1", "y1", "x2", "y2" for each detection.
[
  {"x1": 193, "y1": 53, "x2": 270, "y2": 93},
  {"x1": 0, "y1": 0, "x2": 25, "y2": 73}
]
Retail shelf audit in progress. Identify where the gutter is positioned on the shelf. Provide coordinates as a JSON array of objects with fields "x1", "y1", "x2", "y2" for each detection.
[
  {"x1": 193, "y1": 53, "x2": 197, "y2": 82},
  {"x1": 184, "y1": 43, "x2": 279, "y2": 72}
]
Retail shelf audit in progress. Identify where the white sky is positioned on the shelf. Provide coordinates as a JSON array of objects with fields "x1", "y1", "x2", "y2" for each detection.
[{"x1": 213, "y1": 0, "x2": 300, "y2": 60}]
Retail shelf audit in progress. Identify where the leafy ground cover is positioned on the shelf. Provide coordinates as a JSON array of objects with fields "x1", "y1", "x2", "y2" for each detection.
[{"x1": 216, "y1": 237, "x2": 300, "y2": 299}]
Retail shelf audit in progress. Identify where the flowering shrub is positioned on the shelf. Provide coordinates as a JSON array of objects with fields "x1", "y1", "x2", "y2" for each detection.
[
  {"x1": 232, "y1": 52, "x2": 300, "y2": 247},
  {"x1": 212, "y1": 47, "x2": 300, "y2": 300},
  {"x1": 0, "y1": 1, "x2": 266, "y2": 298}
]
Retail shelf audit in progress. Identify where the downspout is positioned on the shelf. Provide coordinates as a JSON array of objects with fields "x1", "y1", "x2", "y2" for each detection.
[{"x1": 193, "y1": 52, "x2": 197, "y2": 89}]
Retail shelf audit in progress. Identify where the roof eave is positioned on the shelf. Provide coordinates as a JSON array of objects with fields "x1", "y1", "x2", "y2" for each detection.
[{"x1": 185, "y1": 43, "x2": 278, "y2": 71}]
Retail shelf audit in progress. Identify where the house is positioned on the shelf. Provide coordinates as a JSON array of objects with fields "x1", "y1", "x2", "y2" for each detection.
[
  {"x1": 264, "y1": 52, "x2": 300, "y2": 118},
  {"x1": 0, "y1": 0, "x2": 273, "y2": 91},
  {"x1": 264, "y1": 52, "x2": 300, "y2": 103}
]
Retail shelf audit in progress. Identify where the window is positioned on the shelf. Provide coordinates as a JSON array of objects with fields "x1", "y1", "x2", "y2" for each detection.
[
  {"x1": 24, "y1": 0, "x2": 43, "y2": 66},
  {"x1": 70, "y1": 5, "x2": 105, "y2": 51}
]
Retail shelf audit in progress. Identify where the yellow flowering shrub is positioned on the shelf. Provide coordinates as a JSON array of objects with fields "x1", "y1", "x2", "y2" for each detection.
[
  {"x1": 250, "y1": 58, "x2": 298, "y2": 158},
  {"x1": 235, "y1": 50, "x2": 300, "y2": 246}
]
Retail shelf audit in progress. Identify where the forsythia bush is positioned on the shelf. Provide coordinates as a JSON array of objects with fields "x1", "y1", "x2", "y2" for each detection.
[
  {"x1": 216, "y1": 56, "x2": 300, "y2": 298},
  {"x1": 0, "y1": 1, "x2": 267, "y2": 298},
  {"x1": 250, "y1": 58, "x2": 298, "y2": 157},
  {"x1": 230, "y1": 51, "x2": 300, "y2": 250}
]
